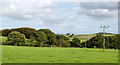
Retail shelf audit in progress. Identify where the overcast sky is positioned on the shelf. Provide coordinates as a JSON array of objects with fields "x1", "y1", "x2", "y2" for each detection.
[{"x1": 0, "y1": 1, "x2": 118, "y2": 34}]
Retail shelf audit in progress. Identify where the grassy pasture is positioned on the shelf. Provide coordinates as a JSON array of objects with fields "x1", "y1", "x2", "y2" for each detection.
[{"x1": 2, "y1": 45, "x2": 118, "y2": 63}]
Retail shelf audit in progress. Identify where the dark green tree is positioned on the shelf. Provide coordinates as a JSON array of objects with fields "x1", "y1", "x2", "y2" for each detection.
[
  {"x1": 56, "y1": 35, "x2": 69, "y2": 40},
  {"x1": 6, "y1": 31, "x2": 25, "y2": 46},
  {"x1": 81, "y1": 34, "x2": 119, "y2": 49},
  {"x1": 11, "y1": 27, "x2": 36, "y2": 39},
  {"x1": 1, "y1": 29, "x2": 12, "y2": 36},
  {"x1": 71, "y1": 38, "x2": 81, "y2": 47},
  {"x1": 71, "y1": 33, "x2": 74, "y2": 37},
  {"x1": 81, "y1": 34, "x2": 103, "y2": 48},
  {"x1": 66, "y1": 33, "x2": 70, "y2": 36},
  {"x1": 38, "y1": 29, "x2": 55, "y2": 37},
  {"x1": 33, "y1": 31, "x2": 48, "y2": 47},
  {"x1": 1, "y1": 27, "x2": 36, "y2": 39},
  {"x1": 26, "y1": 37, "x2": 37, "y2": 47},
  {"x1": 116, "y1": 34, "x2": 120, "y2": 49},
  {"x1": 58, "y1": 39, "x2": 69, "y2": 47},
  {"x1": 49, "y1": 34, "x2": 58, "y2": 47}
]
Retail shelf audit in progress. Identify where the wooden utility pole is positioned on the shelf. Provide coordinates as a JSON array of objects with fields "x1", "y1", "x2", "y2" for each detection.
[{"x1": 100, "y1": 25, "x2": 110, "y2": 52}]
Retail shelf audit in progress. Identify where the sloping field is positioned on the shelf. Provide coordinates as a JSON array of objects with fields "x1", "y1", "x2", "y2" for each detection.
[{"x1": 69, "y1": 34, "x2": 115, "y2": 42}]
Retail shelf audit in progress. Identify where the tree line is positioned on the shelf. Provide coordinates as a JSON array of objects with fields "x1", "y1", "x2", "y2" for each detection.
[
  {"x1": 1, "y1": 27, "x2": 80, "y2": 47},
  {"x1": 81, "y1": 34, "x2": 120, "y2": 49},
  {"x1": 1, "y1": 27, "x2": 120, "y2": 49},
  {"x1": 1, "y1": 27, "x2": 36, "y2": 39}
]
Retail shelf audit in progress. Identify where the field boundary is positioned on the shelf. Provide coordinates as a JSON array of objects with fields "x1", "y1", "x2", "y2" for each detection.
[{"x1": 1, "y1": 63, "x2": 119, "y2": 65}]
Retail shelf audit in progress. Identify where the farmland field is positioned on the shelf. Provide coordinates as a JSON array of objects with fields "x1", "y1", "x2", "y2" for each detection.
[{"x1": 2, "y1": 45, "x2": 118, "y2": 63}]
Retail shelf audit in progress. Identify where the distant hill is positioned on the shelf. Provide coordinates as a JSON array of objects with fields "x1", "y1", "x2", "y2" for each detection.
[{"x1": 95, "y1": 32, "x2": 115, "y2": 34}]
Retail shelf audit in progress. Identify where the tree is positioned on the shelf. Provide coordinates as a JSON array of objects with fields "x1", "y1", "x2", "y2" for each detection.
[
  {"x1": 1, "y1": 29, "x2": 12, "y2": 36},
  {"x1": 49, "y1": 34, "x2": 58, "y2": 47},
  {"x1": 81, "y1": 34, "x2": 103, "y2": 48},
  {"x1": 33, "y1": 31, "x2": 47, "y2": 47},
  {"x1": 71, "y1": 38, "x2": 81, "y2": 47},
  {"x1": 105, "y1": 36, "x2": 118, "y2": 49},
  {"x1": 6, "y1": 31, "x2": 25, "y2": 46},
  {"x1": 26, "y1": 37, "x2": 37, "y2": 47},
  {"x1": 11, "y1": 27, "x2": 36, "y2": 39},
  {"x1": 38, "y1": 29, "x2": 55, "y2": 37},
  {"x1": 58, "y1": 39, "x2": 68, "y2": 47},
  {"x1": 71, "y1": 33, "x2": 74, "y2": 37},
  {"x1": 38, "y1": 29, "x2": 56, "y2": 43},
  {"x1": 56, "y1": 35, "x2": 70, "y2": 40},
  {"x1": 81, "y1": 34, "x2": 119, "y2": 49},
  {"x1": 1, "y1": 27, "x2": 36, "y2": 39},
  {"x1": 115, "y1": 34, "x2": 120, "y2": 49},
  {"x1": 66, "y1": 33, "x2": 70, "y2": 37}
]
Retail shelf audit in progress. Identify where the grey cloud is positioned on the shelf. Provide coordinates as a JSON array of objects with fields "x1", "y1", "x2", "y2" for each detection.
[
  {"x1": 80, "y1": 2, "x2": 117, "y2": 10},
  {"x1": 78, "y1": 2, "x2": 118, "y2": 20}
]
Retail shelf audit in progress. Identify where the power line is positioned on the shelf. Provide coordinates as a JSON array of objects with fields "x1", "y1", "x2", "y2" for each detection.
[{"x1": 100, "y1": 25, "x2": 110, "y2": 52}]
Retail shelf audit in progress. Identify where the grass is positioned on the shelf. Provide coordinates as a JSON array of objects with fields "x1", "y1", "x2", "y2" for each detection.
[
  {"x1": 0, "y1": 36, "x2": 7, "y2": 44},
  {"x1": 69, "y1": 34, "x2": 95, "y2": 42},
  {"x1": 2, "y1": 45, "x2": 118, "y2": 63}
]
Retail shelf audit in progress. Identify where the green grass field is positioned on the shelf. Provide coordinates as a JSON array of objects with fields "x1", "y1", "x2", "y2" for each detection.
[
  {"x1": 66, "y1": 34, "x2": 95, "y2": 42},
  {"x1": 2, "y1": 45, "x2": 118, "y2": 63}
]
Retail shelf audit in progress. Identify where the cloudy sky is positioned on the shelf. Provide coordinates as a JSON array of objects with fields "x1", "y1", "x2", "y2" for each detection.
[{"x1": 0, "y1": 1, "x2": 118, "y2": 34}]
